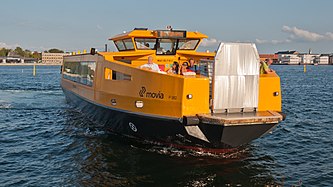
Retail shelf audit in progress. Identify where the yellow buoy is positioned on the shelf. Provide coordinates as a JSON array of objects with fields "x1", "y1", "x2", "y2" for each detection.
[
  {"x1": 33, "y1": 64, "x2": 36, "y2": 76},
  {"x1": 303, "y1": 64, "x2": 306, "y2": 73}
]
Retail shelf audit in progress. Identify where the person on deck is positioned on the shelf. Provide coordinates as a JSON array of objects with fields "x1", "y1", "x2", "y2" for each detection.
[
  {"x1": 180, "y1": 62, "x2": 189, "y2": 75},
  {"x1": 181, "y1": 62, "x2": 196, "y2": 75},
  {"x1": 187, "y1": 58, "x2": 198, "y2": 73},
  {"x1": 167, "y1": 61, "x2": 179, "y2": 74},
  {"x1": 140, "y1": 56, "x2": 160, "y2": 72},
  {"x1": 260, "y1": 58, "x2": 275, "y2": 74}
]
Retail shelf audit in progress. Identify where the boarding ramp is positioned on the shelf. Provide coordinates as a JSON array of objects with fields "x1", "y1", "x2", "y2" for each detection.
[{"x1": 211, "y1": 43, "x2": 260, "y2": 113}]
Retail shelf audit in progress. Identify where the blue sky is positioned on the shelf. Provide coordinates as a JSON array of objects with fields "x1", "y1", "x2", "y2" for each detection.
[{"x1": 1, "y1": 0, "x2": 333, "y2": 54}]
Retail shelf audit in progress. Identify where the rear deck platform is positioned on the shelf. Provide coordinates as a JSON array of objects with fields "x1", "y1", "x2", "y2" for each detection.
[{"x1": 197, "y1": 111, "x2": 283, "y2": 126}]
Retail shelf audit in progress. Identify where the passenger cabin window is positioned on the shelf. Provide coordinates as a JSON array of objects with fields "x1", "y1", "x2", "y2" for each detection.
[
  {"x1": 63, "y1": 61, "x2": 96, "y2": 86},
  {"x1": 114, "y1": 39, "x2": 135, "y2": 51},
  {"x1": 135, "y1": 38, "x2": 156, "y2": 50},
  {"x1": 104, "y1": 68, "x2": 131, "y2": 81},
  {"x1": 177, "y1": 39, "x2": 199, "y2": 50}
]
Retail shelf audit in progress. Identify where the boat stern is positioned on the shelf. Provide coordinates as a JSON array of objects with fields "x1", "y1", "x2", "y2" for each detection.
[{"x1": 181, "y1": 42, "x2": 285, "y2": 149}]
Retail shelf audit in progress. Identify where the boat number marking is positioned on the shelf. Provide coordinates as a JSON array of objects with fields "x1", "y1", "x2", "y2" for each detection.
[
  {"x1": 168, "y1": 95, "x2": 177, "y2": 100},
  {"x1": 129, "y1": 122, "x2": 137, "y2": 132}
]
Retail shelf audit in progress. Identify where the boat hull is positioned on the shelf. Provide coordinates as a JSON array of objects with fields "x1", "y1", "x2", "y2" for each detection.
[{"x1": 62, "y1": 88, "x2": 277, "y2": 151}]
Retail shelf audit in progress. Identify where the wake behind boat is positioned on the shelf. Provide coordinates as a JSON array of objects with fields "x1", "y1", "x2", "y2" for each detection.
[{"x1": 61, "y1": 27, "x2": 285, "y2": 152}]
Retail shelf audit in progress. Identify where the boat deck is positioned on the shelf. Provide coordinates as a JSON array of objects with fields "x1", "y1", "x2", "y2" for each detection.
[{"x1": 197, "y1": 111, "x2": 283, "y2": 126}]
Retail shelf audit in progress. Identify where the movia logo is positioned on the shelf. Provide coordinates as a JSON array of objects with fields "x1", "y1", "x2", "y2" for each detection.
[
  {"x1": 139, "y1": 86, "x2": 164, "y2": 99},
  {"x1": 139, "y1": 86, "x2": 146, "y2": 97}
]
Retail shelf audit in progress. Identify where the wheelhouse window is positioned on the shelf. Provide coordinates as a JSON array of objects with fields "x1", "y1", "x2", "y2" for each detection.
[
  {"x1": 114, "y1": 40, "x2": 126, "y2": 51},
  {"x1": 114, "y1": 39, "x2": 135, "y2": 51},
  {"x1": 156, "y1": 38, "x2": 177, "y2": 55},
  {"x1": 63, "y1": 61, "x2": 96, "y2": 86},
  {"x1": 135, "y1": 38, "x2": 156, "y2": 50},
  {"x1": 123, "y1": 39, "x2": 134, "y2": 50},
  {"x1": 117, "y1": 33, "x2": 200, "y2": 55},
  {"x1": 177, "y1": 39, "x2": 199, "y2": 50}
]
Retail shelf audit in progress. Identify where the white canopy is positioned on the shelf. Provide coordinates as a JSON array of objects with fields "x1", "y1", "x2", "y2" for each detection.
[{"x1": 212, "y1": 43, "x2": 260, "y2": 113}]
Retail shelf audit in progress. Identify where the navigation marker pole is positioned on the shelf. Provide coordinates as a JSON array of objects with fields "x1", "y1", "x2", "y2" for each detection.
[{"x1": 33, "y1": 63, "x2": 36, "y2": 76}]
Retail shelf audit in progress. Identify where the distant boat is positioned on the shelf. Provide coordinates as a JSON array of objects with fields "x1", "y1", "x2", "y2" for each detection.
[{"x1": 61, "y1": 28, "x2": 285, "y2": 153}]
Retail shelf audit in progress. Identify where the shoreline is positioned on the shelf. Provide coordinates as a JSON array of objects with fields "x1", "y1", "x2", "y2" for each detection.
[
  {"x1": 0, "y1": 63, "x2": 61, "y2": 66},
  {"x1": 0, "y1": 63, "x2": 331, "y2": 67}
]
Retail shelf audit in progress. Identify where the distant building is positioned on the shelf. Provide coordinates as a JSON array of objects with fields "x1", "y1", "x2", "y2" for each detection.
[
  {"x1": 1, "y1": 57, "x2": 6, "y2": 63},
  {"x1": 328, "y1": 54, "x2": 333, "y2": 65},
  {"x1": 6, "y1": 51, "x2": 22, "y2": 63},
  {"x1": 0, "y1": 56, "x2": 37, "y2": 64},
  {"x1": 42, "y1": 52, "x2": 69, "y2": 64},
  {"x1": 275, "y1": 50, "x2": 330, "y2": 65},
  {"x1": 314, "y1": 54, "x2": 329, "y2": 64},
  {"x1": 259, "y1": 54, "x2": 279, "y2": 63},
  {"x1": 280, "y1": 54, "x2": 300, "y2": 64},
  {"x1": 276, "y1": 50, "x2": 300, "y2": 64},
  {"x1": 299, "y1": 54, "x2": 319, "y2": 64},
  {"x1": 276, "y1": 50, "x2": 299, "y2": 55}
]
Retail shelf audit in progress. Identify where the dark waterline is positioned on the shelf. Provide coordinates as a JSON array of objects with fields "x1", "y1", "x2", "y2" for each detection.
[{"x1": 0, "y1": 65, "x2": 332, "y2": 186}]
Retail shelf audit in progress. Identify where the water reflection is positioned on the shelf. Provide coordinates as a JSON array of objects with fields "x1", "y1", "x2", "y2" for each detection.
[{"x1": 63, "y1": 109, "x2": 281, "y2": 186}]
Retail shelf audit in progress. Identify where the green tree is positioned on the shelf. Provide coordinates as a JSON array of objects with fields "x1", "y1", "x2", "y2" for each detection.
[
  {"x1": 14, "y1": 47, "x2": 25, "y2": 57},
  {"x1": 32, "y1": 51, "x2": 41, "y2": 60},
  {"x1": 0, "y1": 48, "x2": 12, "y2": 57},
  {"x1": 24, "y1": 49, "x2": 33, "y2": 58},
  {"x1": 48, "y1": 48, "x2": 64, "y2": 53}
]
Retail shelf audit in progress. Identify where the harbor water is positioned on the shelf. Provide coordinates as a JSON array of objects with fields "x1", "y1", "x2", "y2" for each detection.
[{"x1": 0, "y1": 65, "x2": 332, "y2": 186}]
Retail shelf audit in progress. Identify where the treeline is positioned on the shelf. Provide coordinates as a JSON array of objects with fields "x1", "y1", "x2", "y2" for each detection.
[{"x1": 0, "y1": 47, "x2": 65, "y2": 59}]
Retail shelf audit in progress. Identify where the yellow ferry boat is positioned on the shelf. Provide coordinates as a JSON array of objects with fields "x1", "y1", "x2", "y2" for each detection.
[{"x1": 61, "y1": 28, "x2": 285, "y2": 152}]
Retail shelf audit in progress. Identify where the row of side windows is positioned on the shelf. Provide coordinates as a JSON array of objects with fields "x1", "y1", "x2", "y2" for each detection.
[{"x1": 63, "y1": 61, "x2": 96, "y2": 86}]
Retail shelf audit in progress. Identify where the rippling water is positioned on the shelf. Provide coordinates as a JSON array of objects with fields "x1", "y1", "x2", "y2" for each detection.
[{"x1": 0, "y1": 65, "x2": 332, "y2": 186}]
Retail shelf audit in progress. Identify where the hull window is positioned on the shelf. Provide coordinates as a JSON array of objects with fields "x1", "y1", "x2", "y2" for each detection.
[
  {"x1": 104, "y1": 68, "x2": 131, "y2": 81},
  {"x1": 63, "y1": 61, "x2": 96, "y2": 86}
]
